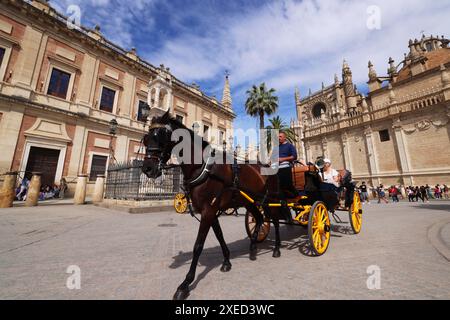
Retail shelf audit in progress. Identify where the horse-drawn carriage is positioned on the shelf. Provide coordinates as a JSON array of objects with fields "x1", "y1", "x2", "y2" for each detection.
[
  {"x1": 142, "y1": 112, "x2": 363, "y2": 299},
  {"x1": 243, "y1": 159, "x2": 363, "y2": 256}
]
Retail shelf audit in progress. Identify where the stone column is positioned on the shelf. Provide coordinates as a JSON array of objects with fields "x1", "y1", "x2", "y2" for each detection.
[
  {"x1": 363, "y1": 126, "x2": 379, "y2": 187},
  {"x1": 92, "y1": 175, "x2": 105, "y2": 203},
  {"x1": 392, "y1": 118, "x2": 413, "y2": 185},
  {"x1": 304, "y1": 142, "x2": 311, "y2": 163},
  {"x1": 25, "y1": 173, "x2": 41, "y2": 207},
  {"x1": 341, "y1": 132, "x2": 352, "y2": 172},
  {"x1": 322, "y1": 137, "x2": 328, "y2": 158},
  {"x1": 154, "y1": 87, "x2": 160, "y2": 109},
  {"x1": 400, "y1": 186, "x2": 407, "y2": 199},
  {"x1": 74, "y1": 174, "x2": 88, "y2": 205},
  {"x1": 0, "y1": 172, "x2": 18, "y2": 208}
]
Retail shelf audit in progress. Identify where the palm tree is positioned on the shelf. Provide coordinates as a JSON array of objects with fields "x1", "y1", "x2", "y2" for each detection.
[
  {"x1": 265, "y1": 116, "x2": 298, "y2": 151},
  {"x1": 245, "y1": 83, "x2": 279, "y2": 130}
]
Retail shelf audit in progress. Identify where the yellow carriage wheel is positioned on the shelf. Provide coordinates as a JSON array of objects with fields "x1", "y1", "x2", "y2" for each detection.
[
  {"x1": 308, "y1": 201, "x2": 331, "y2": 256},
  {"x1": 349, "y1": 191, "x2": 363, "y2": 234},
  {"x1": 245, "y1": 209, "x2": 271, "y2": 243},
  {"x1": 174, "y1": 193, "x2": 188, "y2": 214}
]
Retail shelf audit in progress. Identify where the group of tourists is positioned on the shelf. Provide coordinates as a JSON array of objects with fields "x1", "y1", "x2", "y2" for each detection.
[
  {"x1": 15, "y1": 176, "x2": 68, "y2": 202},
  {"x1": 406, "y1": 184, "x2": 449, "y2": 202},
  {"x1": 357, "y1": 182, "x2": 449, "y2": 204}
]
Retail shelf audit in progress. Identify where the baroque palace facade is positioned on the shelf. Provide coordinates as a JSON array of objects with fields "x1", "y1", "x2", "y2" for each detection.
[
  {"x1": 292, "y1": 35, "x2": 450, "y2": 187},
  {"x1": 0, "y1": 0, "x2": 235, "y2": 195}
]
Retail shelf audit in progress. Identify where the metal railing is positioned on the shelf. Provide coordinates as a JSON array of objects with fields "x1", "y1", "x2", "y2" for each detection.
[{"x1": 104, "y1": 160, "x2": 183, "y2": 201}]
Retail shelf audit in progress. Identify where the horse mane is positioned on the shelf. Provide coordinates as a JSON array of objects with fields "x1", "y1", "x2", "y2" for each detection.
[{"x1": 152, "y1": 111, "x2": 210, "y2": 150}]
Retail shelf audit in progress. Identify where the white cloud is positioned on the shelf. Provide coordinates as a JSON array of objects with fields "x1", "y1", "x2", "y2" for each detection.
[
  {"x1": 48, "y1": 0, "x2": 450, "y2": 128},
  {"x1": 149, "y1": 0, "x2": 450, "y2": 98},
  {"x1": 50, "y1": 0, "x2": 158, "y2": 48}
]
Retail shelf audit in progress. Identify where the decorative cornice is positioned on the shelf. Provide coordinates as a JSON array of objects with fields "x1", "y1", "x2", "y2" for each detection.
[{"x1": 403, "y1": 118, "x2": 449, "y2": 134}]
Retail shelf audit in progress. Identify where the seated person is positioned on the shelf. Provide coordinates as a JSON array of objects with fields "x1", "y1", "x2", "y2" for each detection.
[
  {"x1": 42, "y1": 185, "x2": 55, "y2": 200},
  {"x1": 273, "y1": 131, "x2": 298, "y2": 221},
  {"x1": 276, "y1": 132, "x2": 298, "y2": 199},
  {"x1": 320, "y1": 158, "x2": 340, "y2": 192}
]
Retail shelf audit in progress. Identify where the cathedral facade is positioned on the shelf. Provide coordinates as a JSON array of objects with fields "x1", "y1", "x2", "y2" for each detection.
[
  {"x1": 0, "y1": 0, "x2": 235, "y2": 196},
  {"x1": 292, "y1": 35, "x2": 450, "y2": 187}
]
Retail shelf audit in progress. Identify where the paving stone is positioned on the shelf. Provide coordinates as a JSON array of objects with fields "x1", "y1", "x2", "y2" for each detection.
[{"x1": 0, "y1": 201, "x2": 449, "y2": 299}]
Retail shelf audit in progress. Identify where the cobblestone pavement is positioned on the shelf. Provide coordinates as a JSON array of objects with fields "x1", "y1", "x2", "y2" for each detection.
[{"x1": 0, "y1": 201, "x2": 449, "y2": 300}]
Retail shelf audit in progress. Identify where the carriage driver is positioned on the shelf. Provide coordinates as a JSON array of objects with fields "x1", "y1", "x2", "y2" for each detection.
[{"x1": 277, "y1": 132, "x2": 298, "y2": 199}]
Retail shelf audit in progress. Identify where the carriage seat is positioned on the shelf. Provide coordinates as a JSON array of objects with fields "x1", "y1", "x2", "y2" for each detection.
[
  {"x1": 291, "y1": 164, "x2": 318, "y2": 191},
  {"x1": 292, "y1": 166, "x2": 352, "y2": 191}
]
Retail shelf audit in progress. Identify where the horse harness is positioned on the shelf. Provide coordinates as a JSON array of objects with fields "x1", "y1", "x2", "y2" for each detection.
[{"x1": 180, "y1": 151, "x2": 242, "y2": 222}]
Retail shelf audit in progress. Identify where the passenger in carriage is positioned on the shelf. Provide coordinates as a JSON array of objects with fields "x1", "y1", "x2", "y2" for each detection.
[{"x1": 321, "y1": 158, "x2": 340, "y2": 192}]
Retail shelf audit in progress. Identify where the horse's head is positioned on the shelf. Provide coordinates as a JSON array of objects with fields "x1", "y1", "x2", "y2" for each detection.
[{"x1": 142, "y1": 111, "x2": 177, "y2": 178}]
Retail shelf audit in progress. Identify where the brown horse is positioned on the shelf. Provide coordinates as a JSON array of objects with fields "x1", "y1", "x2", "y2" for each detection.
[{"x1": 142, "y1": 111, "x2": 286, "y2": 300}]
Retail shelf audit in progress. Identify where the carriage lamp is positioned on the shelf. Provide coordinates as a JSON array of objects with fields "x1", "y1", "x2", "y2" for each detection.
[{"x1": 109, "y1": 118, "x2": 118, "y2": 135}]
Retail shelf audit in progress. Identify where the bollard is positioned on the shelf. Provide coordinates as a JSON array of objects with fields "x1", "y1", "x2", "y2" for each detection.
[
  {"x1": 92, "y1": 175, "x2": 105, "y2": 203},
  {"x1": 25, "y1": 173, "x2": 42, "y2": 207},
  {"x1": 73, "y1": 174, "x2": 88, "y2": 205},
  {"x1": 0, "y1": 172, "x2": 18, "y2": 208}
]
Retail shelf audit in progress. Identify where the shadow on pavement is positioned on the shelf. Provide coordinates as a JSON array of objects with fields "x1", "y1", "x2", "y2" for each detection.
[
  {"x1": 417, "y1": 204, "x2": 450, "y2": 212},
  {"x1": 168, "y1": 216, "x2": 358, "y2": 293}
]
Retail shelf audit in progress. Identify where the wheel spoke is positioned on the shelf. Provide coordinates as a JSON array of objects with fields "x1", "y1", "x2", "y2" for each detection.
[{"x1": 314, "y1": 234, "x2": 320, "y2": 249}]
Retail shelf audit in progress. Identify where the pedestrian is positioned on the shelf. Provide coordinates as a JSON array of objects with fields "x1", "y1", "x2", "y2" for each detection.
[
  {"x1": 426, "y1": 184, "x2": 434, "y2": 199},
  {"x1": 444, "y1": 184, "x2": 449, "y2": 200},
  {"x1": 59, "y1": 177, "x2": 68, "y2": 199},
  {"x1": 407, "y1": 187, "x2": 415, "y2": 202},
  {"x1": 359, "y1": 181, "x2": 370, "y2": 204},
  {"x1": 434, "y1": 185, "x2": 441, "y2": 199},
  {"x1": 16, "y1": 176, "x2": 30, "y2": 201},
  {"x1": 389, "y1": 185, "x2": 399, "y2": 203},
  {"x1": 377, "y1": 184, "x2": 389, "y2": 204},
  {"x1": 414, "y1": 186, "x2": 421, "y2": 202},
  {"x1": 420, "y1": 186, "x2": 429, "y2": 203}
]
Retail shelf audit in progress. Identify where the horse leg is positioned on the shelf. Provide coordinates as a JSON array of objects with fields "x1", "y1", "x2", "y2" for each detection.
[
  {"x1": 212, "y1": 218, "x2": 232, "y2": 272},
  {"x1": 272, "y1": 218, "x2": 281, "y2": 258},
  {"x1": 247, "y1": 205, "x2": 263, "y2": 261},
  {"x1": 173, "y1": 213, "x2": 213, "y2": 300}
]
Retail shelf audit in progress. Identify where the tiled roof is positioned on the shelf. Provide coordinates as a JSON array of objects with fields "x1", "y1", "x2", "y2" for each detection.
[{"x1": 397, "y1": 48, "x2": 450, "y2": 81}]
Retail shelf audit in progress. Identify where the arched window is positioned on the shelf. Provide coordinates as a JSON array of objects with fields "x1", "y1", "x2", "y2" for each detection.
[{"x1": 312, "y1": 102, "x2": 327, "y2": 118}]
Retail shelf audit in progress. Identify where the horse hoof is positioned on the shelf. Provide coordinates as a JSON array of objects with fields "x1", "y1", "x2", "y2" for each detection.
[
  {"x1": 220, "y1": 263, "x2": 232, "y2": 272},
  {"x1": 173, "y1": 289, "x2": 189, "y2": 300},
  {"x1": 272, "y1": 250, "x2": 281, "y2": 258},
  {"x1": 249, "y1": 252, "x2": 257, "y2": 261}
]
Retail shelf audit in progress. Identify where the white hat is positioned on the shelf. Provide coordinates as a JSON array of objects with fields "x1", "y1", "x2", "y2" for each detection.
[{"x1": 323, "y1": 158, "x2": 331, "y2": 164}]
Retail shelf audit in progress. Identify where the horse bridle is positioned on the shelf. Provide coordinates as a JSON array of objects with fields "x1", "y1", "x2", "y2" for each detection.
[{"x1": 145, "y1": 123, "x2": 176, "y2": 171}]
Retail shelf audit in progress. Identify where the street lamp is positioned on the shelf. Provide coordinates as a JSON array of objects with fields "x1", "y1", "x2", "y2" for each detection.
[{"x1": 109, "y1": 118, "x2": 118, "y2": 135}]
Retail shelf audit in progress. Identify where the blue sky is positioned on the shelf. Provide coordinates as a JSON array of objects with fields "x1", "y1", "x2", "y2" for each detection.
[{"x1": 50, "y1": 0, "x2": 450, "y2": 132}]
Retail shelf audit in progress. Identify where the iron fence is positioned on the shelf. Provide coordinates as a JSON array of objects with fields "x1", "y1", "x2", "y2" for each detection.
[{"x1": 105, "y1": 160, "x2": 183, "y2": 200}]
